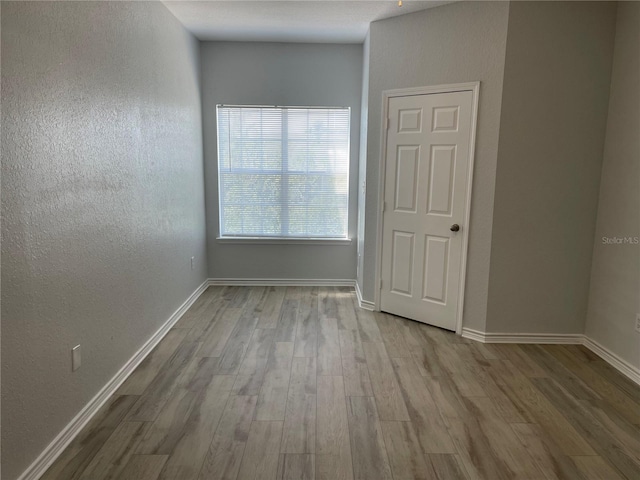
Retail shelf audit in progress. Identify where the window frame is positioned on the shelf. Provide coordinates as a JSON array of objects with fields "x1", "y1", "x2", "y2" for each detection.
[{"x1": 215, "y1": 104, "x2": 352, "y2": 244}]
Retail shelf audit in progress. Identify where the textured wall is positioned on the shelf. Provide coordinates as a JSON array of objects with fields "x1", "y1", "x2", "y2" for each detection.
[
  {"x1": 363, "y1": 1, "x2": 510, "y2": 332},
  {"x1": 585, "y1": 2, "x2": 640, "y2": 368},
  {"x1": 1, "y1": 2, "x2": 207, "y2": 479},
  {"x1": 201, "y1": 41, "x2": 362, "y2": 280},
  {"x1": 487, "y1": 1, "x2": 616, "y2": 334}
]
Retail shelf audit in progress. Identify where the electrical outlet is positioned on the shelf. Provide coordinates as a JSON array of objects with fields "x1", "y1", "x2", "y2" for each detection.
[
  {"x1": 635, "y1": 314, "x2": 640, "y2": 334},
  {"x1": 72, "y1": 345, "x2": 81, "y2": 371},
  {"x1": 191, "y1": 256, "x2": 195, "y2": 270}
]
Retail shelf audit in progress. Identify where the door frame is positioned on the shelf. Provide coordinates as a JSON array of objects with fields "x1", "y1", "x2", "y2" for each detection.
[{"x1": 374, "y1": 82, "x2": 480, "y2": 335}]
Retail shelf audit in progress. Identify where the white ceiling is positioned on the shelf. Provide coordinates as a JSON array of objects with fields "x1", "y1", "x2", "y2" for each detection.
[{"x1": 163, "y1": 1, "x2": 451, "y2": 43}]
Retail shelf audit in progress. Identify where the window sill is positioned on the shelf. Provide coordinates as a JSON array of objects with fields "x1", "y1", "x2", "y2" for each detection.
[{"x1": 216, "y1": 237, "x2": 352, "y2": 245}]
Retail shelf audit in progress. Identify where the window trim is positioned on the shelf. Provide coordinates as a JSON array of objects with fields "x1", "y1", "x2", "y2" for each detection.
[
  {"x1": 216, "y1": 104, "x2": 351, "y2": 241},
  {"x1": 216, "y1": 236, "x2": 352, "y2": 245}
]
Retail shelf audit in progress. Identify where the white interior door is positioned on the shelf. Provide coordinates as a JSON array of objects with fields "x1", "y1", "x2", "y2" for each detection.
[{"x1": 380, "y1": 90, "x2": 474, "y2": 331}]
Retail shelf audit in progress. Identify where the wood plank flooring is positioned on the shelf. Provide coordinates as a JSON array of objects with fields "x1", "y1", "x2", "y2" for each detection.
[{"x1": 42, "y1": 286, "x2": 640, "y2": 480}]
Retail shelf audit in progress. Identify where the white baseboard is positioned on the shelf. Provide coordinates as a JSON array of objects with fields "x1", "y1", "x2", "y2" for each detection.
[
  {"x1": 582, "y1": 337, "x2": 640, "y2": 385},
  {"x1": 355, "y1": 282, "x2": 375, "y2": 311},
  {"x1": 461, "y1": 328, "x2": 583, "y2": 344},
  {"x1": 461, "y1": 328, "x2": 639, "y2": 385},
  {"x1": 207, "y1": 278, "x2": 356, "y2": 287},
  {"x1": 459, "y1": 328, "x2": 487, "y2": 343},
  {"x1": 17, "y1": 280, "x2": 209, "y2": 480}
]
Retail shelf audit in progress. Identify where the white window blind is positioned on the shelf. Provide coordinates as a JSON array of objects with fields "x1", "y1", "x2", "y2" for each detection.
[{"x1": 217, "y1": 105, "x2": 350, "y2": 239}]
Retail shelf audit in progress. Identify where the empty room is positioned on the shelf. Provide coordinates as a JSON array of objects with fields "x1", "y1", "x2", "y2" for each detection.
[{"x1": 2, "y1": 1, "x2": 639, "y2": 479}]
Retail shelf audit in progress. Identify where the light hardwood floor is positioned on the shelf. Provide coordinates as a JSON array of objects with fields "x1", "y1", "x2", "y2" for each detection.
[{"x1": 42, "y1": 286, "x2": 640, "y2": 480}]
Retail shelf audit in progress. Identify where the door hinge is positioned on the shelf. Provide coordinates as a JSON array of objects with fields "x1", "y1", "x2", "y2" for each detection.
[
  {"x1": 379, "y1": 278, "x2": 383, "y2": 290},
  {"x1": 383, "y1": 201, "x2": 387, "y2": 213},
  {"x1": 385, "y1": 117, "x2": 390, "y2": 130}
]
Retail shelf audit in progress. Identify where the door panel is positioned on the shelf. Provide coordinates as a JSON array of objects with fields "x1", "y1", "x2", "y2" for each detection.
[
  {"x1": 423, "y1": 235, "x2": 449, "y2": 304},
  {"x1": 431, "y1": 105, "x2": 460, "y2": 132},
  {"x1": 394, "y1": 146, "x2": 420, "y2": 213},
  {"x1": 427, "y1": 145, "x2": 456, "y2": 215},
  {"x1": 380, "y1": 90, "x2": 473, "y2": 331},
  {"x1": 390, "y1": 231, "x2": 415, "y2": 296},
  {"x1": 398, "y1": 108, "x2": 423, "y2": 133}
]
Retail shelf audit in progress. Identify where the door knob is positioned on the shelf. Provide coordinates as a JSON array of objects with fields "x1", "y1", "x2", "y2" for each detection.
[{"x1": 450, "y1": 224, "x2": 460, "y2": 232}]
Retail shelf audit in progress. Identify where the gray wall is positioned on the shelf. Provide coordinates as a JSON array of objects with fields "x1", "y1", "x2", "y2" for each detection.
[
  {"x1": 201, "y1": 42, "x2": 362, "y2": 281},
  {"x1": 585, "y1": 2, "x2": 640, "y2": 368},
  {"x1": 362, "y1": 1, "x2": 510, "y2": 332},
  {"x1": 486, "y1": 1, "x2": 617, "y2": 334},
  {"x1": 1, "y1": 2, "x2": 207, "y2": 478},
  {"x1": 356, "y1": 32, "x2": 370, "y2": 293}
]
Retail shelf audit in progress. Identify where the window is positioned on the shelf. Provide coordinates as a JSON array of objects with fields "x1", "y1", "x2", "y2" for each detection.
[{"x1": 217, "y1": 105, "x2": 350, "y2": 240}]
